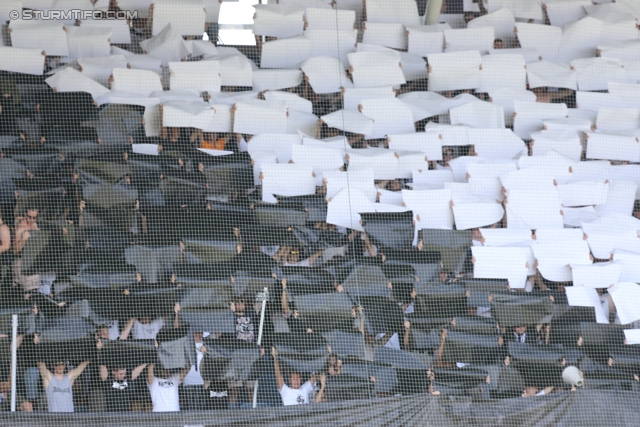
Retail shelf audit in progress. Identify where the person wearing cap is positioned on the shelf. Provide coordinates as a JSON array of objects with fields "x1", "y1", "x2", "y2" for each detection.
[
  {"x1": 272, "y1": 347, "x2": 318, "y2": 406},
  {"x1": 98, "y1": 360, "x2": 148, "y2": 412},
  {"x1": 37, "y1": 358, "x2": 91, "y2": 412}
]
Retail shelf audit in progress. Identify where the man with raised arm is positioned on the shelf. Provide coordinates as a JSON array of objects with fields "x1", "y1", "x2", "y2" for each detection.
[
  {"x1": 37, "y1": 359, "x2": 90, "y2": 412},
  {"x1": 272, "y1": 347, "x2": 317, "y2": 406}
]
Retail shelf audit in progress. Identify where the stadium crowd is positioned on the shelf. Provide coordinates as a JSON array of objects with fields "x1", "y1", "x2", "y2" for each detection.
[{"x1": 0, "y1": 0, "x2": 639, "y2": 415}]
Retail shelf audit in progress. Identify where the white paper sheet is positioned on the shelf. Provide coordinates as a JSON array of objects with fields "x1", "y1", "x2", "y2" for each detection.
[
  {"x1": 139, "y1": 23, "x2": 189, "y2": 66},
  {"x1": 358, "y1": 98, "x2": 416, "y2": 139},
  {"x1": 586, "y1": 133, "x2": 640, "y2": 163},
  {"x1": 0, "y1": 0, "x2": 22, "y2": 22},
  {"x1": 594, "y1": 181, "x2": 638, "y2": 218},
  {"x1": 324, "y1": 169, "x2": 377, "y2": 202},
  {"x1": 291, "y1": 143, "x2": 343, "y2": 185},
  {"x1": 44, "y1": 67, "x2": 109, "y2": 101},
  {"x1": 479, "y1": 54, "x2": 527, "y2": 92},
  {"x1": 443, "y1": 27, "x2": 494, "y2": 54},
  {"x1": 406, "y1": 24, "x2": 447, "y2": 56},
  {"x1": 346, "y1": 148, "x2": 398, "y2": 180},
  {"x1": 486, "y1": 0, "x2": 545, "y2": 21},
  {"x1": 526, "y1": 60, "x2": 577, "y2": 90},
  {"x1": 247, "y1": 133, "x2": 302, "y2": 164},
  {"x1": 479, "y1": 228, "x2": 532, "y2": 247},
  {"x1": 203, "y1": 0, "x2": 225, "y2": 22},
  {"x1": 144, "y1": 104, "x2": 161, "y2": 136},
  {"x1": 530, "y1": 130, "x2": 582, "y2": 162},
  {"x1": 168, "y1": 61, "x2": 220, "y2": 95},
  {"x1": 454, "y1": 202, "x2": 505, "y2": 231},
  {"x1": 304, "y1": 29, "x2": 358, "y2": 65},
  {"x1": 64, "y1": 26, "x2": 111, "y2": 60},
  {"x1": 608, "y1": 82, "x2": 640, "y2": 97},
  {"x1": 326, "y1": 188, "x2": 373, "y2": 232},
  {"x1": 78, "y1": 16, "x2": 131, "y2": 44},
  {"x1": 513, "y1": 151, "x2": 574, "y2": 185},
  {"x1": 562, "y1": 206, "x2": 599, "y2": 228},
  {"x1": 427, "y1": 50, "x2": 482, "y2": 92},
  {"x1": 253, "y1": 5, "x2": 305, "y2": 38},
  {"x1": 557, "y1": 17, "x2": 603, "y2": 64},
  {"x1": 348, "y1": 51, "x2": 406, "y2": 88},
  {"x1": 365, "y1": 0, "x2": 420, "y2": 25},
  {"x1": 233, "y1": 100, "x2": 288, "y2": 135},
  {"x1": 411, "y1": 170, "x2": 454, "y2": 188},
  {"x1": 342, "y1": 86, "x2": 395, "y2": 111},
  {"x1": 571, "y1": 57, "x2": 627, "y2": 92},
  {"x1": 388, "y1": 133, "x2": 443, "y2": 161},
  {"x1": 264, "y1": 90, "x2": 312, "y2": 114},
  {"x1": 260, "y1": 36, "x2": 312, "y2": 69},
  {"x1": 286, "y1": 109, "x2": 319, "y2": 135},
  {"x1": 467, "y1": 8, "x2": 517, "y2": 47},
  {"x1": 252, "y1": 69, "x2": 303, "y2": 92},
  {"x1": 565, "y1": 286, "x2": 609, "y2": 323},
  {"x1": 506, "y1": 187, "x2": 564, "y2": 230},
  {"x1": 394, "y1": 151, "x2": 429, "y2": 179},
  {"x1": 362, "y1": 22, "x2": 407, "y2": 50},
  {"x1": 209, "y1": 53, "x2": 253, "y2": 88},
  {"x1": 152, "y1": 0, "x2": 205, "y2": 36},
  {"x1": 251, "y1": 151, "x2": 278, "y2": 186},
  {"x1": 471, "y1": 246, "x2": 531, "y2": 288},
  {"x1": 576, "y1": 91, "x2": 640, "y2": 113},
  {"x1": 111, "y1": 47, "x2": 163, "y2": 73},
  {"x1": 301, "y1": 134, "x2": 348, "y2": 159},
  {"x1": 111, "y1": 68, "x2": 162, "y2": 97},
  {"x1": 300, "y1": 56, "x2": 350, "y2": 94},
  {"x1": 544, "y1": 0, "x2": 589, "y2": 28},
  {"x1": 377, "y1": 189, "x2": 405, "y2": 206},
  {"x1": 609, "y1": 283, "x2": 640, "y2": 325},
  {"x1": 426, "y1": 123, "x2": 473, "y2": 147},
  {"x1": 571, "y1": 262, "x2": 622, "y2": 288},
  {"x1": 623, "y1": 329, "x2": 640, "y2": 345},
  {"x1": 513, "y1": 100, "x2": 568, "y2": 140},
  {"x1": 321, "y1": 110, "x2": 374, "y2": 136},
  {"x1": 469, "y1": 129, "x2": 526, "y2": 160},
  {"x1": 305, "y1": 7, "x2": 355, "y2": 31},
  {"x1": 450, "y1": 101, "x2": 505, "y2": 129},
  {"x1": 0, "y1": 47, "x2": 45, "y2": 75},
  {"x1": 532, "y1": 240, "x2": 592, "y2": 282},
  {"x1": 8, "y1": 20, "x2": 69, "y2": 56},
  {"x1": 116, "y1": 0, "x2": 152, "y2": 18},
  {"x1": 609, "y1": 165, "x2": 640, "y2": 199},
  {"x1": 582, "y1": 216, "x2": 640, "y2": 259},
  {"x1": 557, "y1": 181, "x2": 609, "y2": 207},
  {"x1": 534, "y1": 228, "x2": 584, "y2": 243},
  {"x1": 599, "y1": 39, "x2": 640, "y2": 62},
  {"x1": 402, "y1": 189, "x2": 453, "y2": 229},
  {"x1": 488, "y1": 88, "x2": 537, "y2": 127},
  {"x1": 447, "y1": 155, "x2": 483, "y2": 182},
  {"x1": 467, "y1": 161, "x2": 518, "y2": 202},
  {"x1": 132, "y1": 144, "x2": 160, "y2": 156},
  {"x1": 261, "y1": 163, "x2": 316, "y2": 203},
  {"x1": 596, "y1": 109, "x2": 640, "y2": 133},
  {"x1": 612, "y1": 251, "x2": 640, "y2": 283},
  {"x1": 77, "y1": 55, "x2": 128, "y2": 86},
  {"x1": 161, "y1": 100, "x2": 228, "y2": 132},
  {"x1": 515, "y1": 22, "x2": 561, "y2": 61}
]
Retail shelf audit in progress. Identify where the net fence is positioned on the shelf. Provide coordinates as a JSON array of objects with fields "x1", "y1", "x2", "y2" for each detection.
[{"x1": 0, "y1": 0, "x2": 639, "y2": 426}]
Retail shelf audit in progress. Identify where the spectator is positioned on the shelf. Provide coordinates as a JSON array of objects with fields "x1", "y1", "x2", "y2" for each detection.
[
  {"x1": 147, "y1": 363, "x2": 190, "y2": 412},
  {"x1": 98, "y1": 360, "x2": 148, "y2": 412},
  {"x1": 12, "y1": 207, "x2": 40, "y2": 293},
  {"x1": 37, "y1": 359, "x2": 91, "y2": 412},
  {"x1": 272, "y1": 347, "x2": 317, "y2": 406}
]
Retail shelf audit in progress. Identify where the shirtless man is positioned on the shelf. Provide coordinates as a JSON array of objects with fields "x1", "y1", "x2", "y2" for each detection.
[{"x1": 13, "y1": 207, "x2": 40, "y2": 293}]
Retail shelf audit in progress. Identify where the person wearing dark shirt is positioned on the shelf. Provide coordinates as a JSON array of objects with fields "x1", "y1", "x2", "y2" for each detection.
[{"x1": 99, "y1": 362, "x2": 148, "y2": 412}]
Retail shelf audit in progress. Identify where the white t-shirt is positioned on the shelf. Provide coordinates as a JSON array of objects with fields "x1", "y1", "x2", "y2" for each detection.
[
  {"x1": 132, "y1": 318, "x2": 164, "y2": 339},
  {"x1": 279, "y1": 381, "x2": 314, "y2": 406},
  {"x1": 149, "y1": 374, "x2": 181, "y2": 412}
]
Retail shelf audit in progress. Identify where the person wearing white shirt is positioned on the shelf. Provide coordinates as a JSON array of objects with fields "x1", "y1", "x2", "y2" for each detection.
[
  {"x1": 147, "y1": 363, "x2": 190, "y2": 412},
  {"x1": 272, "y1": 347, "x2": 317, "y2": 406}
]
